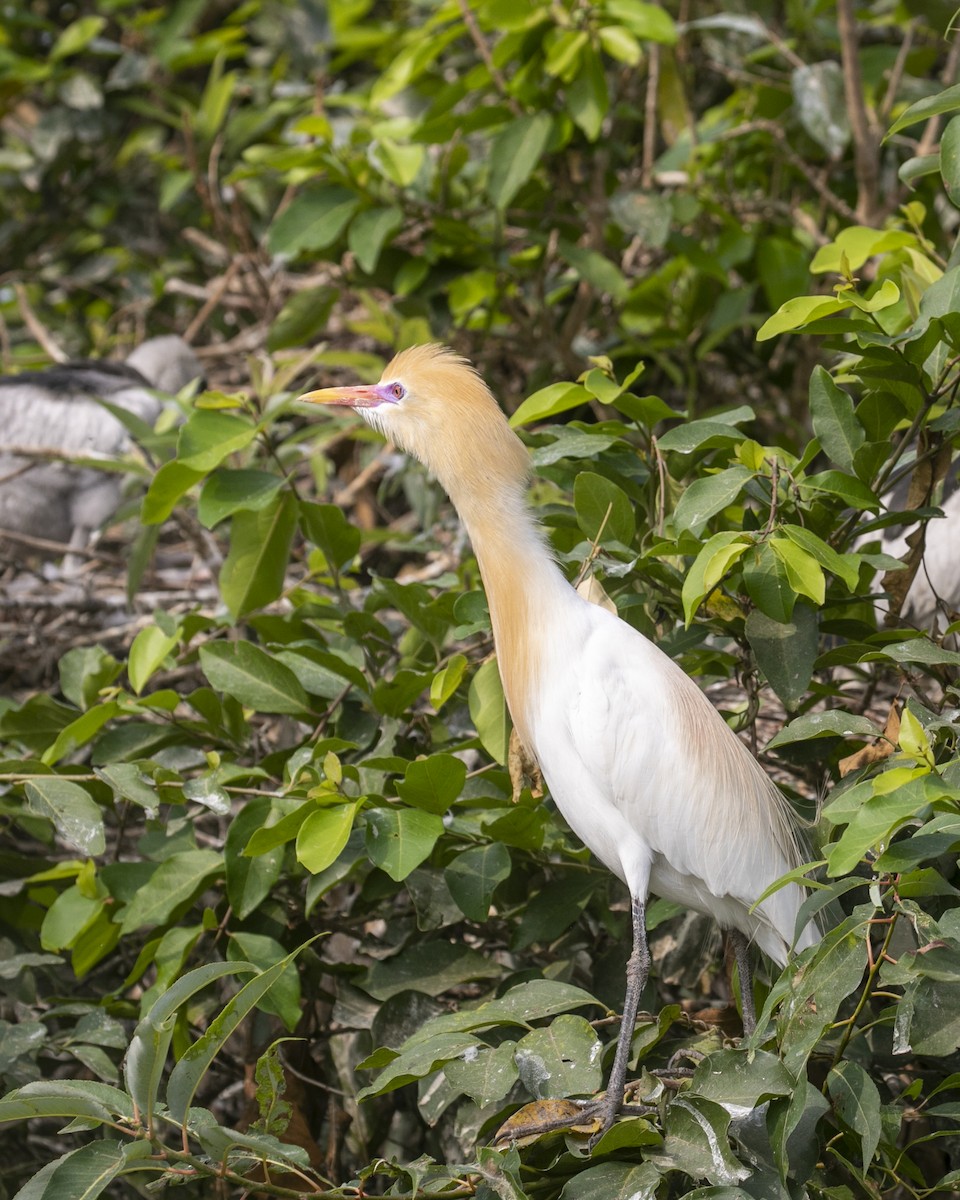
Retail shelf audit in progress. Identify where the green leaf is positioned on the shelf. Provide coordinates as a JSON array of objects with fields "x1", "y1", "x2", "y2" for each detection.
[
  {"x1": 603, "y1": 0, "x2": 677, "y2": 42},
  {"x1": 226, "y1": 933, "x2": 302, "y2": 1031},
  {"x1": 828, "y1": 1060, "x2": 881, "y2": 1166},
  {"x1": 59, "y1": 645, "x2": 122, "y2": 710},
  {"x1": 372, "y1": 139, "x2": 424, "y2": 187},
  {"x1": 124, "y1": 961, "x2": 257, "y2": 1126},
  {"x1": 469, "y1": 658, "x2": 510, "y2": 764},
  {"x1": 267, "y1": 187, "x2": 359, "y2": 256},
  {"x1": 300, "y1": 501, "x2": 361, "y2": 569},
  {"x1": 661, "y1": 1097, "x2": 750, "y2": 1186},
  {"x1": 166, "y1": 949, "x2": 304, "y2": 1121},
  {"x1": 430, "y1": 654, "x2": 467, "y2": 709},
  {"x1": 177, "y1": 410, "x2": 258, "y2": 471},
  {"x1": 219, "y1": 492, "x2": 298, "y2": 618},
  {"x1": 51, "y1": 15, "x2": 106, "y2": 60},
  {"x1": 348, "y1": 206, "x2": 404, "y2": 274},
  {"x1": 757, "y1": 294, "x2": 850, "y2": 341},
  {"x1": 514, "y1": 1014, "x2": 603, "y2": 1098},
  {"x1": 886, "y1": 80, "x2": 960, "y2": 138},
  {"x1": 362, "y1": 940, "x2": 500, "y2": 1002},
  {"x1": 769, "y1": 538, "x2": 826, "y2": 605},
  {"x1": 690, "y1": 1048, "x2": 795, "y2": 1107},
  {"x1": 198, "y1": 469, "x2": 286, "y2": 528},
  {"x1": 296, "y1": 802, "x2": 361, "y2": 874},
  {"x1": 798, "y1": 470, "x2": 879, "y2": 511},
  {"x1": 767, "y1": 710, "x2": 880, "y2": 749},
  {"x1": 682, "y1": 532, "x2": 751, "y2": 624},
  {"x1": 365, "y1": 807, "x2": 444, "y2": 881},
  {"x1": 41, "y1": 702, "x2": 121, "y2": 767},
  {"x1": 118, "y1": 849, "x2": 222, "y2": 934},
  {"x1": 567, "y1": 47, "x2": 609, "y2": 141},
  {"x1": 509, "y1": 382, "x2": 592, "y2": 428},
  {"x1": 225, "y1": 798, "x2": 285, "y2": 919},
  {"x1": 810, "y1": 226, "x2": 917, "y2": 273},
  {"x1": 743, "y1": 544, "x2": 795, "y2": 622},
  {"x1": 487, "y1": 113, "x2": 553, "y2": 210},
  {"x1": 359, "y1": 1032, "x2": 481, "y2": 1099},
  {"x1": 267, "y1": 284, "x2": 338, "y2": 351},
  {"x1": 745, "y1": 604, "x2": 817, "y2": 712},
  {"x1": 780, "y1": 524, "x2": 861, "y2": 591},
  {"x1": 199, "y1": 642, "x2": 310, "y2": 715},
  {"x1": 809, "y1": 366, "x2": 863, "y2": 473},
  {"x1": 559, "y1": 241, "x2": 628, "y2": 301},
  {"x1": 128, "y1": 624, "x2": 179, "y2": 695},
  {"x1": 396, "y1": 754, "x2": 467, "y2": 814},
  {"x1": 25, "y1": 779, "x2": 105, "y2": 856},
  {"x1": 673, "y1": 466, "x2": 753, "y2": 537},
  {"x1": 444, "y1": 843, "x2": 512, "y2": 921},
  {"x1": 825, "y1": 790, "x2": 928, "y2": 876},
  {"x1": 574, "y1": 471, "x2": 636, "y2": 545},
  {"x1": 941, "y1": 114, "x2": 960, "y2": 207},
  {"x1": 444, "y1": 1040, "x2": 519, "y2": 1107},
  {"x1": 559, "y1": 1161, "x2": 661, "y2": 1200},
  {"x1": 141, "y1": 461, "x2": 206, "y2": 525}
]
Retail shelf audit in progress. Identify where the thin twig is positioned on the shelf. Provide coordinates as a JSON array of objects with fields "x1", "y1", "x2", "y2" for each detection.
[
  {"x1": 456, "y1": 0, "x2": 521, "y2": 114},
  {"x1": 837, "y1": 0, "x2": 879, "y2": 223},
  {"x1": 14, "y1": 284, "x2": 67, "y2": 362}
]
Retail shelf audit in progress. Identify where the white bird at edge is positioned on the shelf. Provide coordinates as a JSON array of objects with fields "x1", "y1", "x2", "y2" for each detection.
[{"x1": 299, "y1": 344, "x2": 820, "y2": 1137}]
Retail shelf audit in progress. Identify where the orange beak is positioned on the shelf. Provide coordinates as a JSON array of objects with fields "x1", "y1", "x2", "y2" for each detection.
[{"x1": 297, "y1": 384, "x2": 385, "y2": 409}]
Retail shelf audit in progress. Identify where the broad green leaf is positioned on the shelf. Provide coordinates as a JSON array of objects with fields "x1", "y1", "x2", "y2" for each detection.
[
  {"x1": 810, "y1": 227, "x2": 917, "y2": 274},
  {"x1": 515, "y1": 1015, "x2": 603, "y2": 1098},
  {"x1": 509, "y1": 382, "x2": 592, "y2": 428},
  {"x1": 559, "y1": 241, "x2": 628, "y2": 301},
  {"x1": 41, "y1": 702, "x2": 120, "y2": 767},
  {"x1": 396, "y1": 754, "x2": 467, "y2": 814},
  {"x1": 128, "y1": 624, "x2": 179, "y2": 695},
  {"x1": 682, "y1": 532, "x2": 751, "y2": 625},
  {"x1": 51, "y1": 15, "x2": 105, "y2": 60},
  {"x1": 743, "y1": 544, "x2": 795, "y2": 622},
  {"x1": 362, "y1": 940, "x2": 499, "y2": 1002},
  {"x1": 25, "y1": 779, "x2": 105, "y2": 856},
  {"x1": 177, "y1": 409, "x2": 258, "y2": 471},
  {"x1": 219, "y1": 492, "x2": 298, "y2": 618},
  {"x1": 225, "y1": 798, "x2": 285, "y2": 919},
  {"x1": 141, "y1": 461, "x2": 206, "y2": 524},
  {"x1": 359, "y1": 1032, "x2": 481, "y2": 1099},
  {"x1": 780, "y1": 524, "x2": 861, "y2": 591},
  {"x1": 94, "y1": 764, "x2": 159, "y2": 813},
  {"x1": 809, "y1": 366, "x2": 863, "y2": 473},
  {"x1": 372, "y1": 139, "x2": 424, "y2": 187},
  {"x1": 199, "y1": 642, "x2": 310, "y2": 715},
  {"x1": 567, "y1": 47, "x2": 608, "y2": 141},
  {"x1": 198, "y1": 469, "x2": 285, "y2": 528},
  {"x1": 267, "y1": 187, "x2": 359, "y2": 256},
  {"x1": 118, "y1": 849, "x2": 222, "y2": 934},
  {"x1": 690, "y1": 1049, "x2": 794, "y2": 1107},
  {"x1": 444, "y1": 1041, "x2": 519, "y2": 1107},
  {"x1": 757, "y1": 294, "x2": 850, "y2": 341},
  {"x1": 59, "y1": 645, "x2": 122, "y2": 710},
  {"x1": 766, "y1": 710, "x2": 880, "y2": 749},
  {"x1": 487, "y1": 113, "x2": 553, "y2": 210},
  {"x1": 267, "y1": 284, "x2": 337, "y2": 351},
  {"x1": 227, "y1": 932, "x2": 301, "y2": 1030},
  {"x1": 469, "y1": 657, "x2": 509, "y2": 764},
  {"x1": 603, "y1": 0, "x2": 677, "y2": 42},
  {"x1": 195, "y1": 55, "x2": 236, "y2": 140},
  {"x1": 769, "y1": 538, "x2": 825, "y2": 605},
  {"x1": 574, "y1": 471, "x2": 636, "y2": 545},
  {"x1": 672, "y1": 465, "x2": 752, "y2": 536},
  {"x1": 886, "y1": 80, "x2": 960, "y2": 138},
  {"x1": 166, "y1": 950, "x2": 303, "y2": 1121},
  {"x1": 348, "y1": 206, "x2": 403, "y2": 273},
  {"x1": 661, "y1": 1097, "x2": 750, "y2": 1186},
  {"x1": 430, "y1": 654, "x2": 467, "y2": 709},
  {"x1": 825, "y1": 791, "x2": 928, "y2": 876},
  {"x1": 658, "y1": 411, "x2": 753, "y2": 453},
  {"x1": 745, "y1": 605, "x2": 817, "y2": 712},
  {"x1": 296, "y1": 801, "x2": 360, "y2": 874},
  {"x1": 300, "y1": 501, "x2": 361, "y2": 569},
  {"x1": 243, "y1": 797, "x2": 315, "y2": 857},
  {"x1": 942, "y1": 114, "x2": 960, "y2": 207},
  {"x1": 125, "y1": 961, "x2": 257, "y2": 1126},
  {"x1": 599, "y1": 25, "x2": 642, "y2": 66},
  {"x1": 444, "y1": 843, "x2": 512, "y2": 921},
  {"x1": 365, "y1": 807, "x2": 444, "y2": 881},
  {"x1": 798, "y1": 470, "x2": 879, "y2": 510},
  {"x1": 828, "y1": 1061, "x2": 881, "y2": 1166},
  {"x1": 559, "y1": 1161, "x2": 661, "y2": 1200}
]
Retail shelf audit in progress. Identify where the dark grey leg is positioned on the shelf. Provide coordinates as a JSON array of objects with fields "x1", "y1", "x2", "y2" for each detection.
[
  {"x1": 593, "y1": 893, "x2": 650, "y2": 1139},
  {"x1": 728, "y1": 929, "x2": 756, "y2": 1034}
]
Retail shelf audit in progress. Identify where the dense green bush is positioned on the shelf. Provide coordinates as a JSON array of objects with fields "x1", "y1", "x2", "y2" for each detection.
[{"x1": 1, "y1": 3, "x2": 959, "y2": 1198}]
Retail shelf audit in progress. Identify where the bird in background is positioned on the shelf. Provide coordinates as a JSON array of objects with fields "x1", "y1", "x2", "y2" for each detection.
[
  {"x1": 0, "y1": 336, "x2": 202, "y2": 563},
  {"x1": 300, "y1": 344, "x2": 819, "y2": 1136}
]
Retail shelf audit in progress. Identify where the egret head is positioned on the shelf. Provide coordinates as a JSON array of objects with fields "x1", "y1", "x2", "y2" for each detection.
[{"x1": 298, "y1": 343, "x2": 529, "y2": 502}]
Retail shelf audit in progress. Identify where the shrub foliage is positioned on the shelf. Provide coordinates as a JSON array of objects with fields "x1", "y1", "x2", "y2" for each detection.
[{"x1": 1, "y1": 2, "x2": 959, "y2": 1198}]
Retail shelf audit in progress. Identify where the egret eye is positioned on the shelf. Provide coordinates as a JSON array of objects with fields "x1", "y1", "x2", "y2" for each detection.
[{"x1": 390, "y1": 382, "x2": 405, "y2": 401}]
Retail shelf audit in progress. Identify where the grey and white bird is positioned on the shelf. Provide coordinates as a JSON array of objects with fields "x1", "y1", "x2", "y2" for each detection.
[{"x1": 0, "y1": 336, "x2": 202, "y2": 559}]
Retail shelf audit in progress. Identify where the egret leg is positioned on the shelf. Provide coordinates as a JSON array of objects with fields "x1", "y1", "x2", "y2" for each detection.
[
  {"x1": 594, "y1": 893, "x2": 649, "y2": 1138},
  {"x1": 728, "y1": 929, "x2": 756, "y2": 1035}
]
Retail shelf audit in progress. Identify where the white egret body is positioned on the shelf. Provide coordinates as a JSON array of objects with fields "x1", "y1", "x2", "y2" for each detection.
[{"x1": 301, "y1": 344, "x2": 818, "y2": 1131}]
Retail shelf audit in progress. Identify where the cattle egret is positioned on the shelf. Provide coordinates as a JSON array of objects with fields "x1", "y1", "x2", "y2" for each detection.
[
  {"x1": 300, "y1": 344, "x2": 818, "y2": 1134},
  {"x1": 0, "y1": 336, "x2": 202, "y2": 558}
]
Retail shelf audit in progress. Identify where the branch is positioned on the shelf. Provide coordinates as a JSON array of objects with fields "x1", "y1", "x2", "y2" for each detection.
[{"x1": 837, "y1": 0, "x2": 880, "y2": 223}]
